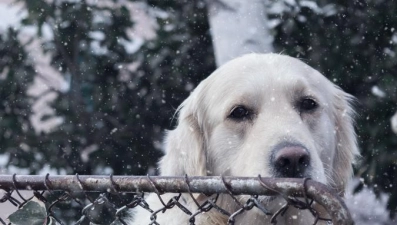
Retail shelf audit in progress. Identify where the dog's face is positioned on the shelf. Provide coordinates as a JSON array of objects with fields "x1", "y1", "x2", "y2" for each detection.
[{"x1": 161, "y1": 54, "x2": 359, "y2": 194}]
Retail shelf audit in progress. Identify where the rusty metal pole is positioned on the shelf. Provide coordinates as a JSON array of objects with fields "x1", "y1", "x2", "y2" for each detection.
[{"x1": 0, "y1": 175, "x2": 353, "y2": 225}]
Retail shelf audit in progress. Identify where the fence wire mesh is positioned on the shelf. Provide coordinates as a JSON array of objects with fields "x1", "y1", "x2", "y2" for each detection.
[{"x1": 0, "y1": 174, "x2": 353, "y2": 225}]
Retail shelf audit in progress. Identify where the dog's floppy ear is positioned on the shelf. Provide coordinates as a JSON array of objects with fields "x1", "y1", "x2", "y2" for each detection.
[
  {"x1": 331, "y1": 87, "x2": 360, "y2": 195},
  {"x1": 159, "y1": 88, "x2": 207, "y2": 176}
]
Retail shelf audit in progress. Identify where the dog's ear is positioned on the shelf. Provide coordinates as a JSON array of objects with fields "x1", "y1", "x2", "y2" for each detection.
[
  {"x1": 159, "y1": 90, "x2": 207, "y2": 176},
  {"x1": 331, "y1": 87, "x2": 360, "y2": 195}
]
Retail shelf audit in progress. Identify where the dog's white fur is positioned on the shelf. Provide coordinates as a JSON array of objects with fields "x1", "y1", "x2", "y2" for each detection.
[{"x1": 129, "y1": 53, "x2": 359, "y2": 225}]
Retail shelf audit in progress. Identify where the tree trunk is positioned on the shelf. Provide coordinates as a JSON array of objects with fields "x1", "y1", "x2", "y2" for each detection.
[{"x1": 207, "y1": 0, "x2": 274, "y2": 66}]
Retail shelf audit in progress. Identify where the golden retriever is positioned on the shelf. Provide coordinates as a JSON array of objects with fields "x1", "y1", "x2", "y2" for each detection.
[{"x1": 129, "y1": 53, "x2": 359, "y2": 224}]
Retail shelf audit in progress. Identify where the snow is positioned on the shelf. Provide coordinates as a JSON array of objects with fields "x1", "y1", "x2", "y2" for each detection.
[
  {"x1": 90, "y1": 40, "x2": 109, "y2": 55},
  {"x1": 346, "y1": 179, "x2": 396, "y2": 225},
  {"x1": 266, "y1": 0, "x2": 337, "y2": 18},
  {"x1": 390, "y1": 111, "x2": 397, "y2": 135},
  {"x1": 300, "y1": 1, "x2": 322, "y2": 14},
  {"x1": 0, "y1": 154, "x2": 9, "y2": 168},
  {"x1": 0, "y1": 1, "x2": 26, "y2": 32},
  {"x1": 81, "y1": 144, "x2": 99, "y2": 163},
  {"x1": 118, "y1": 37, "x2": 145, "y2": 54},
  {"x1": 384, "y1": 48, "x2": 396, "y2": 57},
  {"x1": 267, "y1": 1, "x2": 287, "y2": 14},
  {"x1": 88, "y1": 1, "x2": 157, "y2": 55},
  {"x1": 94, "y1": 166, "x2": 113, "y2": 175},
  {"x1": 0, "y1": 1, "x2": 395, "y2": 223},
  {"x1": 41, "y1": 23, "x2": 54, "y2": 41},
  {"x1": 371, "y1": 85, "x2": 386, "y2": 98},
  {"x1": 392, "y1": 33, "x2": 397, "y2": 43},
  {"x1": 89, "y1": 31, "x2": 106, "y2": 41},
  {"x1": 283, "y1": 0, "x2": 297, "y2": 6},
  {"x1": 0, "y1": 0, "x2": 157, "y2": 134},
  {"x1": 0, "y1": 67, "x2": 9, "y2": 79},
  {"x1": 38, "y1": 164, "x2": 67, "y2": 175}
]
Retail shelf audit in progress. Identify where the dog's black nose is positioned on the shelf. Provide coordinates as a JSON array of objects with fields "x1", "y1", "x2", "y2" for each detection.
[{"x1": 272, "y1": 145, "x2": 310, "y2": 178}]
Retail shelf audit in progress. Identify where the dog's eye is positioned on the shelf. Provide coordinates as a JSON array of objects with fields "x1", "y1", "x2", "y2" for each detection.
[
  {"x1": 229, "y1": 106, "x2": 250, "y2": 120},
  {"x1": 299, "y1": 98, "x2": 318, "y2": 111}
]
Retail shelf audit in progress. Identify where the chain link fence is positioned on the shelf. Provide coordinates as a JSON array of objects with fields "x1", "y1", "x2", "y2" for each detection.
[{"x1": 0, "y1": 174, "x2": 353, "y2": 225}]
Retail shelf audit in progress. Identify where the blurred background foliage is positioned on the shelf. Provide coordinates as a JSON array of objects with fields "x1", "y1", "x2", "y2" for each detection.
[{"x1": 0, "y1": 0, "x2": 397, "y2": 218}]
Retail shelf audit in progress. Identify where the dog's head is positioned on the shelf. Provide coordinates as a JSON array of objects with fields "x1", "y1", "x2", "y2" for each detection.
[{"x1": 160, "y1": 53, "x2": 359, "y2": 194}]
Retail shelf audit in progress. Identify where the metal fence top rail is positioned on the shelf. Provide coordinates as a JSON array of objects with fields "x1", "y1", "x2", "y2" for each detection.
[{"x1": 0, "y1": 175, "x2": 353, "y2": 225}]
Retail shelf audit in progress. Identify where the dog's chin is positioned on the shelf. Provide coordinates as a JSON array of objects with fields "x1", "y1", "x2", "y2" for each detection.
[{"x1": 270, "y1": 167, "x2": 313, "y2": 180}]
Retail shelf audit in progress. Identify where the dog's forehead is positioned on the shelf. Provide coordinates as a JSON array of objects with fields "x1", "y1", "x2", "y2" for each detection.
[
  {"x1": 215, "y1": 54, "x2": 321, "y2": 81},
  {"x1": 191, "y1": 54, "x2": 337, "y2": 121},
  {"x1": 205, "y1": 54, "x2": 331, "y2": 96}
]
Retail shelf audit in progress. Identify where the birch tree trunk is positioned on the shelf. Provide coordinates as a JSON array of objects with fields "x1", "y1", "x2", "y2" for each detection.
[{"x1": 207, "y1": 0, "x2": 274, "y2": 66}]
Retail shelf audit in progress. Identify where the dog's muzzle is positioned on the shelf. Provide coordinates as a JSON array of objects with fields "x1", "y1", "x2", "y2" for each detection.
[{"x1": 271, "y1": 142, "x2": 311, "y2": 178}]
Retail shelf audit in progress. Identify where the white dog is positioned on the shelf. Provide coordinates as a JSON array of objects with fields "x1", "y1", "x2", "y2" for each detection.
[{"x1": 129, "y1": 53, "x2": 359, "y2": 225}]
